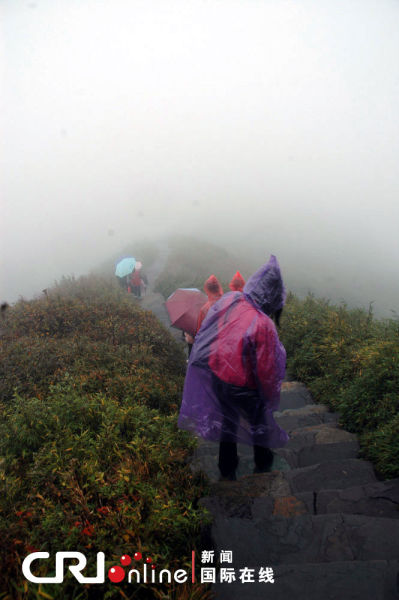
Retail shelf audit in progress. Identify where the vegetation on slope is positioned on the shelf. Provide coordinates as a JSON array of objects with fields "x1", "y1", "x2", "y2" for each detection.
[
  {"x1": 280, "y1": 293, "x2": 399, "y2": 479},
  {"x1": 0, "y1": 275, "x2": 209, "y2": 600}
]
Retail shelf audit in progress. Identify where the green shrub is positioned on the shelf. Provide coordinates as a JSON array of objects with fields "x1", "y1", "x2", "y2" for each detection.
[
  {"x1": 280, "y1": 293, "x2": 399, "y2": 478},
  {"x1": 361, "y1": 414, "x2": 399, "y2": 480},
  {"x1": 0, "y1": 385, "x2": 209, "y2": 599},
  {"x1": 336, "y1": 340, "x2": 399, "y2": 433},
  {"x1": 0, "y1": 288, "x2": 185, "y2": 410},
  {"x1": 0, "y1": 275, "x2": 209, "y2": 599}
]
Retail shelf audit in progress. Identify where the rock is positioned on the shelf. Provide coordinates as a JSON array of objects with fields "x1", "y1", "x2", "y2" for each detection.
[
  {"x1": 211, "y1": 471, "x2": 292, "y2": 499},
  {"x1": 279, "y1": 382, "x2": 314, "y2": 410},
  {"x1": 191, "y1": 440, "x2": 291, "y2": 482},
  {"x1": 316, "y1": 479, "x2": 399, "y2": 518},
  {"x1": 285, "y1": 459, "x2": 377, "y2": 493},
  {"x1": 211, "y1": 514, "x2": 399, "y2": 565},
  {"x1": 286, "y1": 424, "x2": 356, "y2": 448},
  {"x1": 276, "y1": 441, "x2": 359, "y2": 468},
  {"x1": 275, "y1": 405, "x2": 339, "y2": 431}
]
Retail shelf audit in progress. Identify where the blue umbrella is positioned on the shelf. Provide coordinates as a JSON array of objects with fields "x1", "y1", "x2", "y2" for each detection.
[{"x1": 115, "y1": 257, "x2": 136, "y2": 278}]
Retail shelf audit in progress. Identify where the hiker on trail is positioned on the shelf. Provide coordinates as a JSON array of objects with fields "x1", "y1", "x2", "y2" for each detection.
[
  {"x1": 196, "y1": 275, "x2": 224, "y2": 334},
  {"x1": 128, "y1": 262, "x2": 145, "y2": 297},
  {"x1": 127, "y1": 270, "x2": 138, "y2": 296},
  {"x1": 229, "y1": 271, "x2": 245, "y2": 292},
  {"x1": 178, "y1": 255, "x2": 288, "y2": 481}
]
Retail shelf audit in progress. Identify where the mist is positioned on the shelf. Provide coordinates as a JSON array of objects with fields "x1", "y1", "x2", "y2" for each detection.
[{"x1": 2, "y1": 0, "x2": 399, "y2": 316}]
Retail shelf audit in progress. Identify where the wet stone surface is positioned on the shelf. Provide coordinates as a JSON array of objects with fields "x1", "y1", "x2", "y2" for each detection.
[{"x1": 188, "y1": 385, "x2": 399, "y2": 599}]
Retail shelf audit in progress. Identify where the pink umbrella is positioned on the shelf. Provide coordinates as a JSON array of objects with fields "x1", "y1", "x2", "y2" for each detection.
[{"x1": 165, "y1": 288, "x2": 207, "y2": 337}]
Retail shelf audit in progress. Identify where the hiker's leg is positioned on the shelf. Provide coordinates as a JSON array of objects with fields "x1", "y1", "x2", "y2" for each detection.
[
  {"x1": 241, "y1": 396, "x2": 274, "y2": 472},
  {"x1": 212, "y1": 376, "x2": 239, "y2": 479},
  {"x1": 218, "y1": 441, "x2": 238, "y2": 479}
]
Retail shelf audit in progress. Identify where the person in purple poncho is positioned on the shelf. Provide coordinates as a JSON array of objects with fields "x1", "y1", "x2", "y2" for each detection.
[{"x1": 178, "y1": 255, "x2": 288, "y2": 480}]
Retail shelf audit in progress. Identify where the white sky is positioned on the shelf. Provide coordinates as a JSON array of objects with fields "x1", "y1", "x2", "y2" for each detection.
[{"x1": 1, "y1": 0, "x2": 399, "y2": 314}]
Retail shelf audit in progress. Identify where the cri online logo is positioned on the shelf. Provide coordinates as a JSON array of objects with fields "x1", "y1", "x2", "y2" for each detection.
[{"x1": 22, "y1": 551, "x2": 194, "y2": 585}]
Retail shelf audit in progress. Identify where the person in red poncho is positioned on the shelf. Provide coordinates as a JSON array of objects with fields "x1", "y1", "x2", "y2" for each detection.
[
  {"x1": 229, "y1": 271, "x2": 245, "y2": 292},
  {"x1": 183, "y1": 275, "x2": 224, "y2": 359},
  {"x1": 128, "y1": 269, "x2": 142, "y2": 297},
  {"x1": 196, "y1": 275, "x2": 224, "y2": 334}
]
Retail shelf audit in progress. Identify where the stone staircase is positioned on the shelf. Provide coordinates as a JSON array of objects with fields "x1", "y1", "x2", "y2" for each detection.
[{"x1": 192, "y1": 382, "x2": 399, "y2": 599}]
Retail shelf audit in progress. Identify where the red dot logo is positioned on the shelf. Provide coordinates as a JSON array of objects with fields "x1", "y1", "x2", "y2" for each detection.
[
  {"x1": 108, "y1": 566, "x2": 125, "y2": 583},
  {"x1": 121, "y1": 555, "x2": 131, "y2": 566},
  {"x1": 134, "y1": 552, "x2": 142, "y2": 561}
]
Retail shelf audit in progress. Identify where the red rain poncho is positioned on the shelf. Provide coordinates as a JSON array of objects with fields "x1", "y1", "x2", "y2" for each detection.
[
  {"x1": 196, "y1": 275, "x2": 223, "y2": 333},
  {"x1": 130, "y1": 270, "x2": 142, "y2": 286},
  {"x1": 229, "y1": 271, "x2": 245, "y2": 292},
  {"x1": 178, "y1": 255, "x2": 288, "y2": 449}
]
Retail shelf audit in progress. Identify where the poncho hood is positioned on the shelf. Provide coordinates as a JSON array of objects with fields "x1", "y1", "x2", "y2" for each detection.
[
  {"x1": 243, "y1": 255, "x2": 286, "y2": 316},
  {"x1": 229, "y1": 271, "x2": 245, "y2": 292},
  {"x1": 204, "y1": 274, "x2": 223, "y2": 301}
]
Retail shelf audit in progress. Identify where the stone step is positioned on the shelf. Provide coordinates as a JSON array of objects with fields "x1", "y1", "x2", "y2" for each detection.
[
  {"x1": 192, "y1": 430, "x2": 359, "y2": 481},
  {"x1": 276, "y1": 441, "x2": 359, "y2": 468},
  {"x1": 201, "y1": 479, "x2": 399, "y2": 521},
  {"x1": 275, "y1": 404, "x2": 339, "y2": 431},
  {"x1": 212, "y1": 560, "x2": 399, "y2": 600},
  {"x1": 192, "y1": 422, "x2": 357, "y2": 480},
  {"x1": 206, "y1": 459, "x2": 377, "y2": 504},
  {"x1": 191, "y1": 440, "x2": 291, "y2": 482},
  {"x1": 193, "y1": 379, "x2": 398, "y2": 599},
  {"x1": 209, "y1": 471, "x2": 293, "y2": 500},
  {"x1": 285, "y1": 459, "x2": 377, "y2": 493},
  {"x1": 253, "y1": 479, "x2": 399, "y2": 520},
  {"x1": 284, "y1": 423, "x2": 355, "y2": 448},
  {"x1": 315, "y1": 478, "x2": 399, "y2": 518},
  {"x1": 210, "y1": 513, "x2": 399, "y2": 566},
  {"x1": 279, "y1": 381, "x2": 314, "y2": 410}
]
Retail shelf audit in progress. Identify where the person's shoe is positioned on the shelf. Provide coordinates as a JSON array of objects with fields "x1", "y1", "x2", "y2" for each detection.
[
  {"x1": 253, "y1": 448, "x2": 274, "y2": 474},
  {"x1": 253, "y1": 464, "x2": 273, "y2": 474}
]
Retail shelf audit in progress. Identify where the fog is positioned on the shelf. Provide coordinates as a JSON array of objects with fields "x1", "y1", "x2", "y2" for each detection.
[{"x1": 2, "y1": 0, "x2": 399, "y2": 316}]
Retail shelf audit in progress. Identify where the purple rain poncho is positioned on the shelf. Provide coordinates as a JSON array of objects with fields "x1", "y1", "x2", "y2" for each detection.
[{"x1": 178, "y1": 255, "x2": 288, "y2": 448}]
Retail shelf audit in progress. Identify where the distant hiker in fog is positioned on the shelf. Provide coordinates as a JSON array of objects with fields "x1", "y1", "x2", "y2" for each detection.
[
  {"x1": 178, "y1": 255, "x2": 288, "y2": 481},
  {"x1": 229, "y1": 271, "x2": 245, "y2": 292},
  {"x1": 128, "y1": 261, "x2": 146, "y2": 298},
  {"x1": 196, "y1": 275, "x2": 223, "y2": 333}
]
